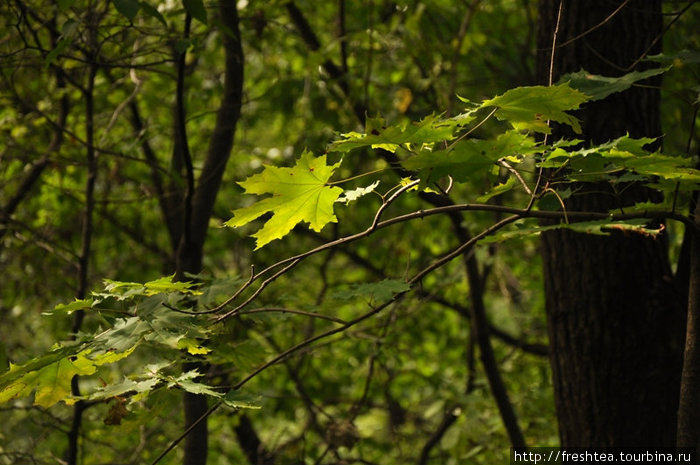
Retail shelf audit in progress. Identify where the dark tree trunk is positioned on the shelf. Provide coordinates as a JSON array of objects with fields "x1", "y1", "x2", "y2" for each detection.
[
  {"x1": 536, "y1": 0, "x2": 685, "y2": 447},
  {"x1": 677, "y1": 194, "x2": 700, "y2": 451},
  {"x1": 174, "y1": 2, "x2": 244, "y2": 464}
]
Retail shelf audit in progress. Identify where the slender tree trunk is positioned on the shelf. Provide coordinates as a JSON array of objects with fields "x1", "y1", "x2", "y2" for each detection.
[
  {"x1": 536, "y1": 0, "x2": 685, "y2": 447},
  {"x1": 172, "y1": 2, "x2": 244, "y2": 464}
]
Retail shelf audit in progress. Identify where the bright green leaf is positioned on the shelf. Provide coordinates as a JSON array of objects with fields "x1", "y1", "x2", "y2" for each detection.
[
  {"x1": 143, "y1": 275, "x2": 201, "y2": 295},
  {"x1": 177, "y1": 338, "x2": 211, "y2": 355},
  {"x1": 52, "y1": 298, "x2": 95, "y2": 314},
  {"x1": 165, "y1": 371, "x2": 261, "y2": 408},
  {"x1": 0, "y1": 346, "x2": 79, "y2": 391},
  {"x1": 168, "y1": 373, "x2": 220, "y2": 397},
  {"x1": 225, "y1": 150, "x2": 344, "y2": 248},
  {"x1": 540, "y1": 135, "x2": 700, "y2": 186},
  {"x1": 92, "y1": 346, "x2": 136, "y2": 366},
  {"x1": 36, "y1": 354, "x2": 97, "y2": 407},
  {"x1": 0, "y1": 351, "x2": 94, "y2": 407}
]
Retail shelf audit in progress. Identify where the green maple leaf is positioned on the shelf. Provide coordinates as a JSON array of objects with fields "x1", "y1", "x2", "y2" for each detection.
[
  {"x1": 559, "y1": 67, "x2": 669, "y2": 102},
  {"x1": 226, "y1": 150, "x2": 344, "y2": 248},
  {"x1": 403, "y1": 130, "x2": 540, "y2": 184},
  {"x1": 329, "y1": 114, "x2": 462, "y2": 153},
  {"x1": 0, "y1": 347, "x2": 136, "y2": 407},
  {"x1": 481, "y1": 83, "x2": 588, "y2": 134}
]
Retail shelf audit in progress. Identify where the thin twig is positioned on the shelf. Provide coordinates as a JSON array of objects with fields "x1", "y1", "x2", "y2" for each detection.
[
  {"x1": 212, "y1": 199, "x2": 695, "y2": 320},
  {"x1": 624, "y1": 0, "x2": 695, "y2": 72},
  {"x1": 529, "y1": 0, "x2": 563, "y2": 211},
  {"x1": 556, "y1": 0, "x2": 631, "y2": 49},
  {"x1": 498, "y1": 159, "x2": 532, "y2": 196},
  {"x1": 230, "y1": 215, "x2": 521, "y2": 392},
  {"x1": 150, "y1": 402, "x2": 222, "y2": 465},
  {"x1": 237, "y1": 307, "x2": 348, "y2": 324},
  {"x1": 213, "y1": 181, "x2": 419, "y2": 320},
  {"x1": 448, "y1": 107, "x2": 498, "y2": 150},
  {"x1": 447, "y1": 0, "x2": 482, "y2": 117}
]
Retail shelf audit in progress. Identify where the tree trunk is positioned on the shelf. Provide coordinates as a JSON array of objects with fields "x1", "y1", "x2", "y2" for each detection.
[
  {"x1": 677, "y1": 193, "x2": 700, "y2": 451},
  {"x1": 536, "y1": 0, "x2": 685, "y2": 447},
  {"x1": 174, "y1": 2, "x2": 244, "y2": 464}
]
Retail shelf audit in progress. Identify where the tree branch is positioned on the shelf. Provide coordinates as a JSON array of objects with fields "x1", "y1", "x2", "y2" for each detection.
[{"x1": 153, "y1": 214, "x2": 520, "y2": 464}]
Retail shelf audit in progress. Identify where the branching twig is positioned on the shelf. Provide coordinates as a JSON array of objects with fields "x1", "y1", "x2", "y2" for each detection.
[
  {"x1": 556, "y1": 0, "x2": 631, "y2": 49},
  {"x1": 529, "y1": 0, "x2": 563, "y2": 211},
  {"x1": 233, "y1": 215, "x2": 520, "y2": 391},
  {"x1": 211, "y1": 199, "x2": 694, "y2": 321},
  {"x1": 213, "y1": 181, "x2": 419, "y2": 320},
  {"x1": 153, "y1": 213, "x2": 523, "y2": 464}
]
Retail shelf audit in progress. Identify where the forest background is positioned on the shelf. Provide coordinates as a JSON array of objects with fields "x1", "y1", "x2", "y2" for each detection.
[{"x1": 0, "y1": 1, "x2": 699, "y2": 464}]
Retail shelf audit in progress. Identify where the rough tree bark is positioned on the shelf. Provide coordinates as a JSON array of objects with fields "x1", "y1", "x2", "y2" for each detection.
[
  {"x1": 536, "y1": 0, "x2": 686, "y2": 447},
  {"x1": 677, "y1": 193, "x2": 700, "y2": 451}
]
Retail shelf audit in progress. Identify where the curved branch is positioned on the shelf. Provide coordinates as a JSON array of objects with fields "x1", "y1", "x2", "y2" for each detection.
[
  {"x1": 154, "y1": 214, "x2": 521, "y2": 464},
  {"x1": 214, "y1": 181, "x2": 418, "y2": 321},
  {"x1": 212, "y1": 197, "x2": 694, "y2": 321}
]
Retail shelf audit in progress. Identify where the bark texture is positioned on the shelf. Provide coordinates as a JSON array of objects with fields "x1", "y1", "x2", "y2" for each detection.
[
  {"x1": 677, "y1": 194, "x2": 700, "y2": 451},
  {"x1": 536, "y1": 0, "x2": 685, "y2": 447}
]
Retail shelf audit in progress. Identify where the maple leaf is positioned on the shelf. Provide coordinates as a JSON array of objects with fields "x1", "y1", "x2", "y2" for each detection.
[
  {"x1": 329, "y1": 114, "x2": 461, "y2": 153},
  {"x1": 0, "y1": 351, "x2": 95, "y2": 407},
  {"x1": 481, "y1": 83, "x2": 588, "y2": 134},
  {"x1": 559, "y1": 67, "x2": 669, "y2": 102},
  {"x1": 225, "y1": 150, "x2": 344, "y2": 248},
  {"x1": 0, "y1": 347, "x2": 135, "y2": 407}
]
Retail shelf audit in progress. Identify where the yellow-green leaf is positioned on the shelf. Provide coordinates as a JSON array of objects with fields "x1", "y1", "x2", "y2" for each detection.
[
  {"x1": 52, "y1": 298, "x2": 94, "y2": 314},
  {"x1": 225, "y1": 150, "x2": 344, "y2": 248},
  {"x1": 0, "y1": 347, "x2": 137, "y2": 407},
  {"x1": 177, "y1": 337, "x2": 211, "y2": 355},
  {"x1": 0, "y1": 351, "x2": 95, "y2": 407}
]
